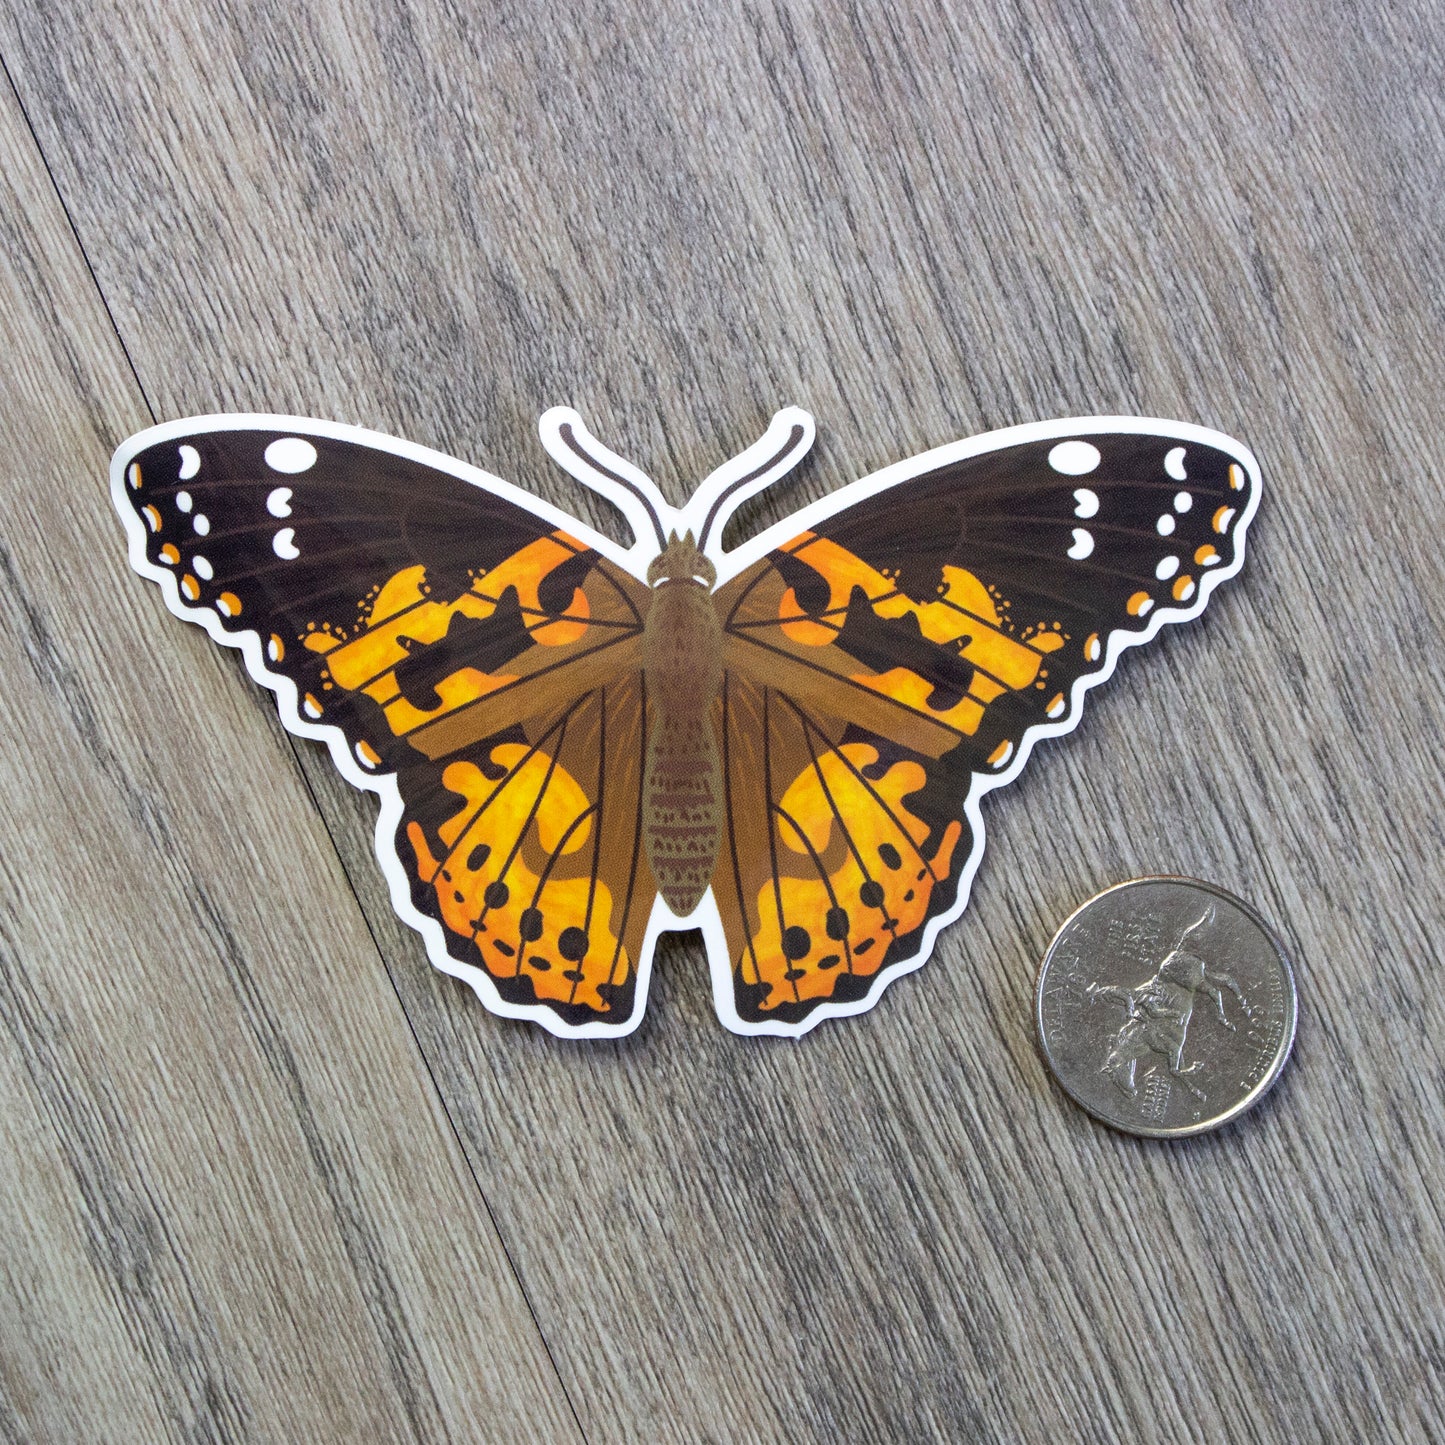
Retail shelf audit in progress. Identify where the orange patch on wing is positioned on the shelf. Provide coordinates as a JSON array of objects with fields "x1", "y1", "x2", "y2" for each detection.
[
  {"x1": 406, "y1": 743, "x2": 627, "y2": 1012},
  {"x1": 303, "y1": 532, "x2": 590, "y2": 738},
  {"x1": 530, "y1": 596, "x2": 590, "y2": 644},
  {"x1": 740, "y1": 742, "x2": 961, "y2": 1009},
  {"x1": 778, "y1": 534, "x2": 1060, "y2": 735},
  {"x1": 483, "y1": 532, "x2": 591, "y2": 646},
  {"x1": 857, "y1": 668, "x2": 988, "y2": 735},
  {"x1": 777, "y1": 586, "x2": 836, "y2": 646}
]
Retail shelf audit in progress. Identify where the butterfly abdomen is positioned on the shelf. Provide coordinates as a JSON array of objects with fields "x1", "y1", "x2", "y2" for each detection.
[{"x1": 642, "y1": 574, "x2": 724, "y2": 917}]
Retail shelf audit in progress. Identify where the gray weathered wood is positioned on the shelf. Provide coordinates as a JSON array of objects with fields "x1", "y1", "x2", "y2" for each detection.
[
  {"x1": 1, "y1": 1, "x2": 1442, "y2": 1439},
  {"x1": 0, "y1": 54, "x2": 580, "y2": 1445}
]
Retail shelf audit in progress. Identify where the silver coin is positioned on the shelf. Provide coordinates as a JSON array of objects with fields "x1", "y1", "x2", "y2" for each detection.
[{"x1": 1035, "y1": 878, "x2": 1297, "y2": 1137}]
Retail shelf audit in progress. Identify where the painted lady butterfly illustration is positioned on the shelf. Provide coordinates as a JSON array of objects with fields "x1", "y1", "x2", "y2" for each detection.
[{"x1": 112, "y1": 407, "x2": 1258, "y2": 1037}]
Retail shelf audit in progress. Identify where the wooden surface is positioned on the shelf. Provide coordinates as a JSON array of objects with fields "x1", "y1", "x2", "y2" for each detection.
[{"x1": 0, "y1": 2, "x2": 1440, "y2": 1440}]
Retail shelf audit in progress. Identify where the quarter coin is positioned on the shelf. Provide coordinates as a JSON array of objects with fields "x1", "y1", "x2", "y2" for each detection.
[{"x1": 1035, "y1": 877, "x2": 1297, "y2": 1137}]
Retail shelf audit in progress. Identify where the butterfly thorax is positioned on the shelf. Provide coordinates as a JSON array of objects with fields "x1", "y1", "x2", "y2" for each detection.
[{"x1": 642, "y1": 532, "x2": 724, "y2": 916}]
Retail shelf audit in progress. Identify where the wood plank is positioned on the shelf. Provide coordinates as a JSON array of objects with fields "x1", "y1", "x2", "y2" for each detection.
[
  {"x1": 3, "y1": 1, "x2": 1442, "y2": 1439},
  {"x1": 0, "y1": 59, "x2": 580, "y2": 1445}
]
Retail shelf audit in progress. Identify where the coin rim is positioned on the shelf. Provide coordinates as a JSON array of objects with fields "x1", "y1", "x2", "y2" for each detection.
[{"x1": 1034, "y1": 875, "x2": 1299, "y2": 1139}]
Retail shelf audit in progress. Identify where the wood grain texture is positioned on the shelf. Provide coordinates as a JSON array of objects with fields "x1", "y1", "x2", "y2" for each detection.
[
  {"x1": 1, "y1": 1, "x2": 1442, "y2": 1440},
  {"x1": 0, "y1": 50, "x2": 580, "y2": 1445}
]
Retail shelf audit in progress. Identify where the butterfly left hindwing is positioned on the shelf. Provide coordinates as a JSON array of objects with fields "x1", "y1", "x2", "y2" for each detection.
[
  {"x1": 114, "y1": 419, "x2": 659, "y2": 1035},
  {"x1": 710, "y1": 424, "x2": 1257, "y2": 1031}
]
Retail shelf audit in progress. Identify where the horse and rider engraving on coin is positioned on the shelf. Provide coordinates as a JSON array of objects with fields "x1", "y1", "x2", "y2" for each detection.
[{"x1": 1036, "y1": 878, "x2": 1297, "y2": 1137}]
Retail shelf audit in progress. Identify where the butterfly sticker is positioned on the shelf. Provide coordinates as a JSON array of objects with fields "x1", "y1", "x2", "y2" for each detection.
[{"x1": 112, "y1": 407, "x2": 1259, "y2": 1038}]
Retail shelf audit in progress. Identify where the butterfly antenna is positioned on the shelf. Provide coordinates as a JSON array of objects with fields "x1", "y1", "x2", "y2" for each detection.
[
  {"x1": 540, "y1": 407, "x2": 668, "y2": 550},
  {"x1": 696, "y1": 408, "x2": 815, "y2": 552}
]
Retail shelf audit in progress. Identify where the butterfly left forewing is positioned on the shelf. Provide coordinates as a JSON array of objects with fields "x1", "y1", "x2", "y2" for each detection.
[
  {"x1": 710, "y1": 420, "x2": 1258, "y2": 1032},
  {"x1": 115, "y1": 418, "x2": 659, "y2": 1035}
]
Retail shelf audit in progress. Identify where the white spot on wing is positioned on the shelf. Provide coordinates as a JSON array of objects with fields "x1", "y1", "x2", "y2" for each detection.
[
  {"x1": 1165, "y1": 446, "x2": 1187, "y2": 481},
  {"x1": 1048, "y1": 440, "x2": 1101, "y2": 475},
  {"x1": 1067, "y1": 528, "x2": 1094, "y2": 560},
  {"x1": 273, "y1": 527, "x2": 300, "y2": 559},
  {"x1": 265, "y1": 437, "x2": 317, "y2": 474},
  {"x1": 1072, "y1": 487, "x2": 1099, "y2": 519},
  {"x1": 1174, "y1": 491, "x2": 1192, "y2": 513},
  {"x1": 1155, "y1": 556, "x2": 1179, "y2": 580},
  {"x1": 193, "y1": 514, "x2": 210, "y2": 536},
  {"x1": 193, "y1": 556, "x2": 214, "y2": 581},
  {"x1": 267, "y1": 486, "x2": 293, "y2": 518},
  {"x1": 178, "y1": 445, "x2": 200, "y2": 479},
  {"x1": 175, "y1": 491, "x2": 193, "y2": 512},
  {"x1": 1156, "y1": 514, "x2": 1176, "y2": 536}
]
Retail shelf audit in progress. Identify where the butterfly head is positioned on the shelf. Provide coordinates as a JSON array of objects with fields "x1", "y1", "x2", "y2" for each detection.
[{"x1": 647, "y1": 530, "x2": 716, "y2": 589}]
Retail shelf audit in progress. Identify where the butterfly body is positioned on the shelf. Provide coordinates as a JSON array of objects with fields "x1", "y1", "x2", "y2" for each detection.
[
  {"x1": 642, "y1": 531, "x2": 724, "y2": 916},
  {"x1": 112, "y1": 405, "x2": 1259, "y2": 1038}
]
